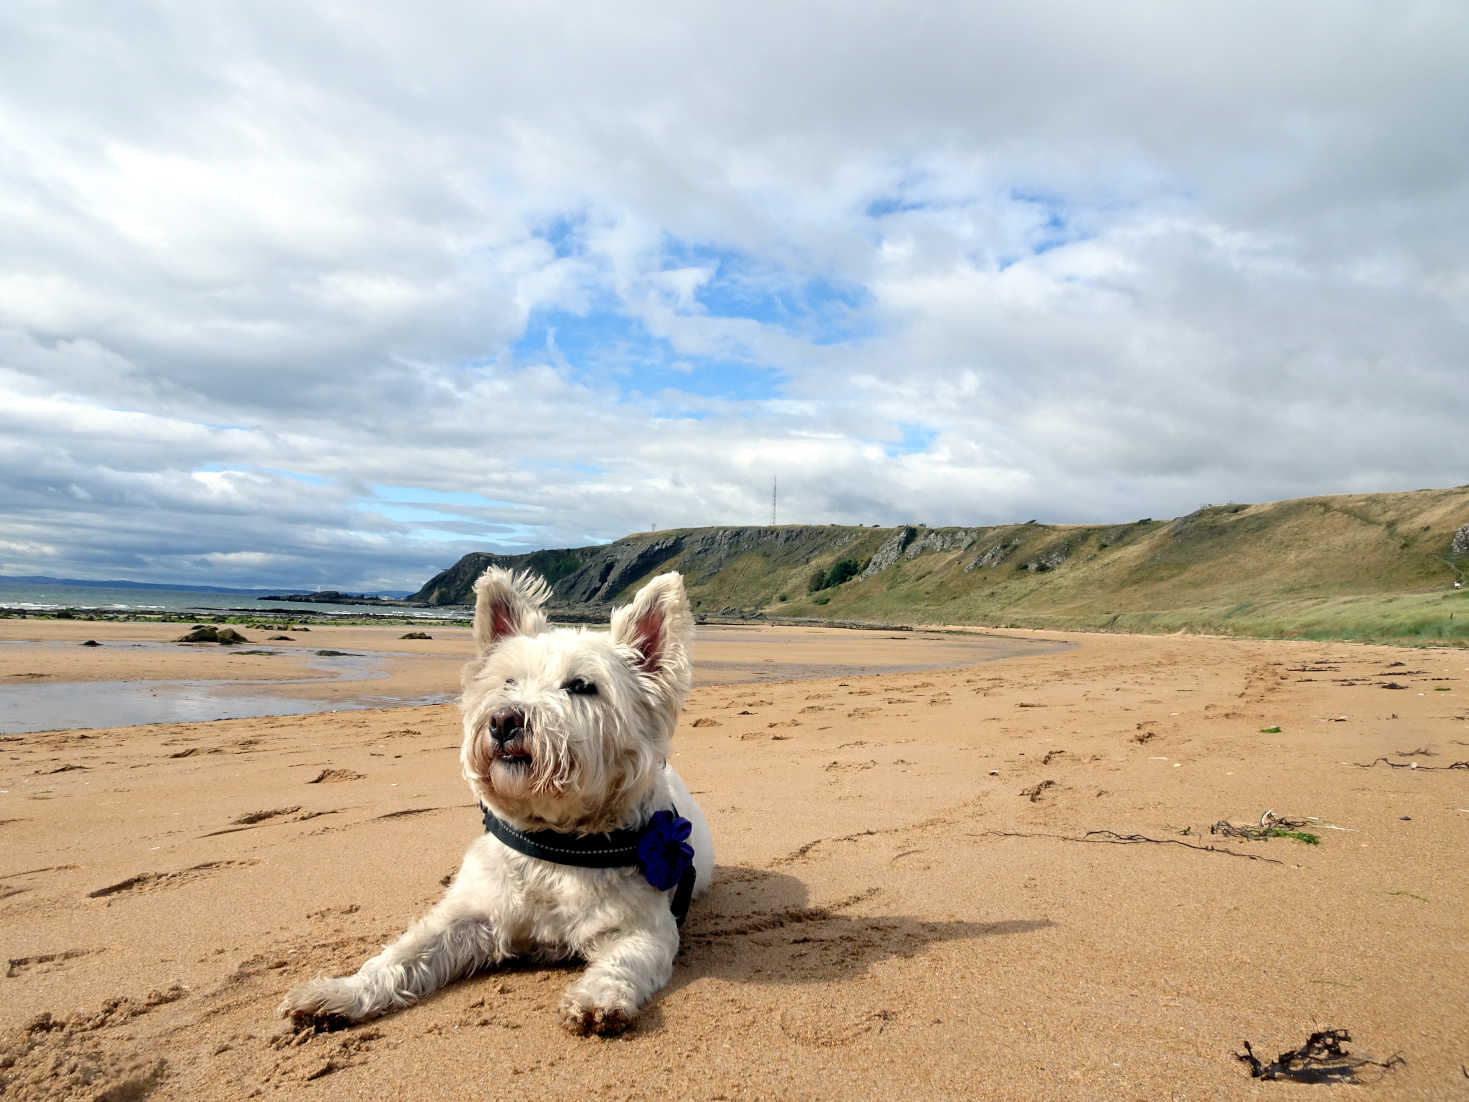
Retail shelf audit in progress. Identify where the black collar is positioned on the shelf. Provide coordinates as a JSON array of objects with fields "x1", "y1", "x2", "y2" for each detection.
[
  {"x1": 479, "y1": 803, "x2": 697, "y2": 925},
  {"x1": 479, "y1": 804, "x2": 645, "y2": 868}
]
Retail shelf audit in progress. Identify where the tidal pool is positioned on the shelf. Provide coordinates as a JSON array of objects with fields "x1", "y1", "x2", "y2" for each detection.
[{"x1": 0, "y1": 643, "x2": 450, "y2": 734}]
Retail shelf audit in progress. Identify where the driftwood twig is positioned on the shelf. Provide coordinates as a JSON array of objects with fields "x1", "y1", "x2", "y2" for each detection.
[{"x1": 976, "y1": 829, "x2": 1285, "y2": 864}]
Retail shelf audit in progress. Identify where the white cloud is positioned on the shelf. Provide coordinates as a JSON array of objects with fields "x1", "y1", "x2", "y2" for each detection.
[{"x1": 0, "y1": 0, "x2": 1465, "y2": 588}]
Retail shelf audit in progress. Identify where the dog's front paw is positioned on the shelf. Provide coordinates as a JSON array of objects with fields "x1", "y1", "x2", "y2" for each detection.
[
  {"x1": 278, "y1": 977, "x2": 370, "y2": 1027},
  {"x1": 558, "y1": 994, "x2": 634, "y2": 1037}
]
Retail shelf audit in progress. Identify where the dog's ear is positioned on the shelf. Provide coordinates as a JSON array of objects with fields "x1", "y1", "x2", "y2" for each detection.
[
  {"x1": 610, "y1": 572, "x2": 694, "y2": 696},
  {"x1": 473, "y1": 568, "x2": 551, "y2": 653}
]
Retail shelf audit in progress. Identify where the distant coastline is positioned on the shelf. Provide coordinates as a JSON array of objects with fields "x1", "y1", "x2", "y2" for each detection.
[
  {"x1": 0, "y1": 578, "x2": 460, "y2": 623},
  {"x1": 256, "y1": 591, "x2": 421, "y2": 608},
  {"x1": 0, "y1": 574, "x2": 299, "y2": 596}
]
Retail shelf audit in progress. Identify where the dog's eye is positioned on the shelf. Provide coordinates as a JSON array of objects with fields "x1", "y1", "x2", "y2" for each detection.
[
  {"x1": 504, "y1": 677, "x2": 517, "y2": 687},
  {"x1": 563, "y1": 678, "x2": 597, "y2": 696}
]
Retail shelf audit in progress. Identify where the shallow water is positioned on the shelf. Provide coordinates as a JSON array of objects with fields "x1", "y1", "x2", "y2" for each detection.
[
  {"x1": 0, "y1": 679, "x2": 451, "y2": 733},
  {"x1": 0, "y1": 629, "x2": 1073, "y2": 734},
  {"x1": 0, "y1": 643, "x2": 449, "y2": 734},
  {"x1": 0, "y1": 578, "x2": 457, "y2": 619}
]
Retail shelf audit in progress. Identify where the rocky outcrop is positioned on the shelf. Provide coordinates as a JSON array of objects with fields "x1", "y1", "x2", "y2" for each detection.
[
  {"x1": 858, "y1": 527, "x2": 916, "y2": 580},
  {"x1": 1022, "y1": 546, "x2": 1071, "y2": 573},
  {"x1": 966, "y1": 540, "x2": 1017, "y2": 571},
  {"x1": 259, "y1": 591, "x2": 404, "y2": 606},
  {"x1": 177, "y1": 625, "x2": 247, "y2": 645},
  {"x1": 1452, "y1": 524, "x2": 1469, "y2": 558},
  {"x1": 903, "y1": 528, "x2": 978, "y2": 559}
]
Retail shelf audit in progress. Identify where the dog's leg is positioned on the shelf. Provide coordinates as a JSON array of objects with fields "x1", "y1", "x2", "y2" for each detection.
[
  {"x1": 279, "y1": 903, "x2": 499, "y2": 1025},
  {"x1": 558, "y1": 920, "x2": 678, "y2": 1036}
]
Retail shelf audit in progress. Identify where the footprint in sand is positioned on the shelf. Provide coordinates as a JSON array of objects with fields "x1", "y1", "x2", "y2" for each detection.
[
  {"x1": 7, "y1": 947, "x2": 99, "y2": 978},
  {"x1": 198, "y1": 806, "x2": 312, "y2": 838},
  {"x1": 306, "y1": 768, "x2": 365, "y2": 783},
  {"x1": 306, "y1": 903, "x2": 362, "y2": 920},
  {"x1": 87, "y1": 860, "x2": 260, "y2": 899},
  {"x1": 825, "y1": 759, "x2": 878, "y2": 773},
  {"x1": 232, "y1": 806, "x2": 303, "y2": 825},
  {"x1": 779, "y1": 1006, "x2": 896, "y2": 1048}
]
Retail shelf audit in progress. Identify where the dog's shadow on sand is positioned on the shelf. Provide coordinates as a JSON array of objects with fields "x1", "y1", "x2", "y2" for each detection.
[{"x1": 664, "y1": 864, "x2": 1050, "y2": 995}]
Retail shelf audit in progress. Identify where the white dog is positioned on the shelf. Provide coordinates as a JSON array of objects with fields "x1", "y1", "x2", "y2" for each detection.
[{"x1": 279, "y1": 568, "x2": 713, "y2": 1035}]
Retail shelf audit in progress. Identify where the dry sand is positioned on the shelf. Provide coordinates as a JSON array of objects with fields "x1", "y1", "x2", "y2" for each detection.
[{"x1": 2, "y1": 620, "x2": 1467, "y2": 1099}]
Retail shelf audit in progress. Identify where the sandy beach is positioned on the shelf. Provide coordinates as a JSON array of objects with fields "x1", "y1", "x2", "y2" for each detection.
[{"x1": 2, "y1": 620, "x2": 1467, "y2": 1099}]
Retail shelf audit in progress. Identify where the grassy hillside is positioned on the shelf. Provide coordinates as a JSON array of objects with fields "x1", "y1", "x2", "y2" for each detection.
[
  {"x1": 776, "y1": 489, "x2": 1469, "y2": 642},
  {"x1": 415, "y1": 487, "x2": 1469, "y2": 644}
]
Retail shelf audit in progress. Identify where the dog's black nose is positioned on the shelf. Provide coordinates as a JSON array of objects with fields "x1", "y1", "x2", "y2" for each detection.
[{"x1": 487, "y1": 707, "x2": 527, "y2": 745}]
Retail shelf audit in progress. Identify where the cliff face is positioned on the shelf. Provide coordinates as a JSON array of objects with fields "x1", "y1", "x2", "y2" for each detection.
[
  {"x1": 407, "y1": 487, "x2": 1469, "y2": 640},
  {"x1": 410, "y1": 547, "x2": 605, "y2": 606},
  {"x1": 408, "y1": 525, "x2": 883, "y2": 610}
]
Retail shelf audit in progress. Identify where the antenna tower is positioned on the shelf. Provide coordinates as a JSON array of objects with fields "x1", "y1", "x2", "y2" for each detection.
[{"x1": 771, "y1": 476, "x2": 777, "y2": 527}]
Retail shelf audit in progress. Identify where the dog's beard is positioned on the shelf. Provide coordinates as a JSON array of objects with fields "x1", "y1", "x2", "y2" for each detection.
[
  {"x1": 461, "y1": 709, "x2": 667, "y2": 833},
  {"x1": 465, "y1": 725, "x2": 557, "y2": 800}
]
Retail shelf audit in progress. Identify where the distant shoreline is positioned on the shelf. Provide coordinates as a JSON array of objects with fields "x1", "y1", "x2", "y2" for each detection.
[
  {"x1": 256, "y1": 591, "x2": 422, "y2": 608},
  {"x1": 0, "y1": 604, "x2": 931, "y2": 635},
  {"x1": 0, "y1": 605, "x2": 471, "y2": 627}
]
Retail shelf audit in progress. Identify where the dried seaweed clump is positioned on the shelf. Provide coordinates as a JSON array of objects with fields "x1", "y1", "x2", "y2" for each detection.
[{"x1": 1235, "y1": 1028, "x2": 1403, "y2": 1083}]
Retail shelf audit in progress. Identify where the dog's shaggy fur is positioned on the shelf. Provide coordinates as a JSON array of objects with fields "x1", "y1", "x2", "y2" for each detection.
[{"x1": 279, "y1": 568, "x2": 713, "y2": 1035}]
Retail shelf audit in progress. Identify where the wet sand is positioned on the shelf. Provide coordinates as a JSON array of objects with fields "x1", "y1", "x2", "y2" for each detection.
[
  {"x1": 2, "y1": 622, "x2": 1467, "y2": 1099},
  {"x1": 0, "y1": 621, "x2": 1066, "y2": 732}
]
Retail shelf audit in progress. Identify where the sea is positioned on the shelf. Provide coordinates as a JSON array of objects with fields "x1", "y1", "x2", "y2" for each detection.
[{"x1": 0, "y1": 578, "x2": 467, "y2": 621}]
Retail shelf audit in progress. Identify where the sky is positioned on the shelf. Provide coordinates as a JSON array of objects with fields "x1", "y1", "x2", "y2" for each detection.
[{"x1": 2, "y1": 1, "x2": 1466, "y2": 592}]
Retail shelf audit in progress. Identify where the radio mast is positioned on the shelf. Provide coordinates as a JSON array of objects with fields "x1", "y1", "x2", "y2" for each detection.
[{"x1": 771, "y1": 476, "x2": 777, "y2": 527}]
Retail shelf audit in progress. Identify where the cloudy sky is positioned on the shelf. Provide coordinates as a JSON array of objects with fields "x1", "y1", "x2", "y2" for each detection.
[{"x1": 2, "y1": 1, "x2": 1466, "y2": 591}]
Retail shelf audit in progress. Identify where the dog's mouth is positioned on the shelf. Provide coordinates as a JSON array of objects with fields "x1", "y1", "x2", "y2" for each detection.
[{"x1": 489, "y1": 737, "x2": 533, "y2": 769}]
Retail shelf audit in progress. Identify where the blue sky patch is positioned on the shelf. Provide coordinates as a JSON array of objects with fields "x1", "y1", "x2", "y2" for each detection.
[
  {"x1": 628, "y1": 358, "x2": 786, "y2": 403},
  {"x1": 515, "y1": 307, "x2": 786, "y2": 403},
  {"x1": 865, "y1": 196, "x2": 930, "y2": 218},
  {"x1": 264, "y1": 468, "x2": 330, "y2": 486},
  {"x1": 885, "y1": 423, "x2": 938, "y2": 457},
  {"x1": 1010, "y1": 188, "x2": 1091, "y2": 255},
  {"x1": 660, "y1": 234, "x2": 875, "y2": 345},
  {"x1": 534, "y1": 211, "x2": 586, "y2": 259}
]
